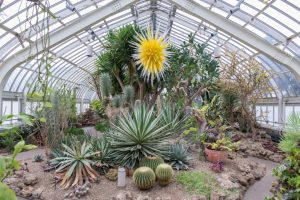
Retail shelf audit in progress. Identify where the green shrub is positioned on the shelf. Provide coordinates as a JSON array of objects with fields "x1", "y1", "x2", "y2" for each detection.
[
  {"x1": 90, "y1": 100, "x2": 105, "y2": 118},
  {"x1": 139, "y1": 156, "x2": 164, "y2": 172},
  {"x1": 156, "y1": 163, "x2": 173, "y2": 186},
  {"x1": 133, "y1": 167, "x2": 156, "y2": 190},
  {"x1": 95, "y1": 121, "x2": 110, "y2": 132},
  {"x1": 109, "y1": 105, "x2": 172, "y2": 168},
  {"x1": 270, "y1": 113, "x2": 300, "y2": 200},
  {"x1": 167, "y1": 144, "x2": 192, "y2": 170},
  {"x1": 176, "y1": 172, "x2": 218, "y2": 197},
  {"x1": 64, "y1": 127, "x2": 84, "y2": 136}
]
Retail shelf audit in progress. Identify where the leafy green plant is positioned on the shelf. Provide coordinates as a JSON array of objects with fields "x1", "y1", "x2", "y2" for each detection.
[
  {"x1": 52, "y1": 142, "x2": 99, "y2": 188},
  {"x1": 109, "y1": 105, "x2": 172, "y2": 168},
  {"x1": 95, "y1": 121, "x2": 110, "y2": 132},
  {"x1": 167, "y1": 144, "x2": 192, "y2": 170},
  {"x1": 33, "y1": 154, "x2": 44, "y2": 162},
  {"x1": 64, "y1": 127, "x2": 84, "y2": 136},
  {"x1": 269, "y1": 113, "x2": 300, "y2": 200},
  {"x1": 139, "y1": 156, "x2": 164, "y2": 172},
  {"x1": 133, "y1": 167, "x2": 156, "y2": 190},
  {"x1": 90, "y1": 100, "x2": 105, "y2": 118},
  {"x1": 176, "y1": 171, "x2": 218, "y2": 197},
  {"x1": 156, "y1": 163, "x2": 173, "y2": 186},
  {"x1": 0, "y1": 115, "x2": 36, "y2": 200}
]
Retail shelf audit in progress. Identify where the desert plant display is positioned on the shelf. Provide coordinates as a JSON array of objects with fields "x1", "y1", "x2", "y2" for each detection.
[
  {"x1": 52, "y1": 142, "x2": 99, "y2": 188},
  {"x1": 155, "y1": 163, "x2": 173, "y2": 186},
  {"x1": 133, "y1": 167, "x2": 156, "y2": 190},
  {"x1": 108, "y1": 105, "x2": 173, "y2": 168}
]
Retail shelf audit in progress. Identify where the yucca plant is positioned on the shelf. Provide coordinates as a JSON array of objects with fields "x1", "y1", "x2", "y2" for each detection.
[
  {"x1": 100, "y1": 73, "x2": 112, "y2": 98},
  {"x1": 161, "y1": 104, "x2": 189, "y2": 135},
  {"x1": 167, "y1": 144, "x2": 192, "y2": 170},
  {"x1": 52, "y1": 142, "x2": 99, "y2": 188},
  {"x1": 109, "y1": 105, "x2": 172, "y2": 168}
]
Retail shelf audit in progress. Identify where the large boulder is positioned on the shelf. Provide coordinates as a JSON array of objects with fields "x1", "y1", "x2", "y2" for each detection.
[{"x1": 23, "y1": 174, "x2": 38, "y2": 186}]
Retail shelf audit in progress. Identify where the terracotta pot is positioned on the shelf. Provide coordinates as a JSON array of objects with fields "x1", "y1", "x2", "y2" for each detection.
[
  {"x1": 205, "y1": 148, "x2": 228, "y2": 163},
  {"x1": 125, "y1": 168, "x2": 134, "y2": 177}
]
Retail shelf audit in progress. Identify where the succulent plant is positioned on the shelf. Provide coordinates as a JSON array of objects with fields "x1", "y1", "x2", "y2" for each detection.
[
  {"x1": 133, "y1": 167, "x2": 156, "y2": 190},
  {"x1": 112, "y1": 95, "x2": 123, "y2": 108},
  {"x1": 105, "y1": 169, "x2": 118, "y2": 181},
  {"x1": 100, "y1": 73, "x2": 112, "y2": 98},
  {"x1": 139, "y1": 156, "x2": 164, "y2": 172},
  {"x1": 123, "y1": 85, "x2": 135, "y2": 105},
  {"x1": 33, "y1": 154, "x2": 44, "y2": 162},
  {"x1": 167, "y1": 144, "x2": 192, "y2": 170},
  {"x1": 155, "y1": 163, "x2": 173, "y2": 186}
]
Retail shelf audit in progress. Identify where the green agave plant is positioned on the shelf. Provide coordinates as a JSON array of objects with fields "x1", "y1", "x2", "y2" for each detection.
[
  {"x1": 167, "y1": 144, "x2": 192, "y2": 170},
  {"x1": 161, "y1": 104, "x2": 189, "y2": 135},
  {"x1": 91, "y1": 137, "x2": 115, "y2": 174},
  {"x1": 53, "y1": 142, "x2": 99, "y2": 188},
  {"x1": 109, "y1": 105, "x2": 172, "y2": 168}
]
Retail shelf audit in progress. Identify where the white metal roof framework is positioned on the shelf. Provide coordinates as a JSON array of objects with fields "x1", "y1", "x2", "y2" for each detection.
[{"x1": 1, "y1": 0, "x2": 300, "y2": 104}]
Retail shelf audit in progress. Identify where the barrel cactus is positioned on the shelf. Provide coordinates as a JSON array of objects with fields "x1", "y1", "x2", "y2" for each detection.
[
  {"x1": 139, "y1": 156, "x2": 164, "y2": 172},
  {"x1": 155, "y1": 163, "x2": 173, "y2": 186},
  {"x1": 133, "y1": 167, "x2": 156, "y2": 190}
]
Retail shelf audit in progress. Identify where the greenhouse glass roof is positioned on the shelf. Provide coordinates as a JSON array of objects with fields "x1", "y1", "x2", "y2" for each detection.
[{"x1": 1, "y1": 0, "x2": 300, "y2": 100}]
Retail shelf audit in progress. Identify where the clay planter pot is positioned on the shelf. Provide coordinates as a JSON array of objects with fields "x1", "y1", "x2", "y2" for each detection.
[
  {"x1": 126, "y1": 168, "x2": 134, "y2": 177},
  {"x1": 205, "y1": 148, "x2": 228, "y2": 163}
]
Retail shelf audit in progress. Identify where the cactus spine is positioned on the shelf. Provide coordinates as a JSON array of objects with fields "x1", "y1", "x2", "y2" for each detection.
[
  {"x1": 133, "y1": 167, "x2": 156, "y2": 190},
  {"x1": 139, "y1": 156, "x2": 164, "y2": 172},
  {"x1": 155, "y1": 163, "x2": 173, "y2": 186}
]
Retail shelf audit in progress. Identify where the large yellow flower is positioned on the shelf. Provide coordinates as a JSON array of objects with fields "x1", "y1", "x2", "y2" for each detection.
[{"x1": 133, "y1": 28, "x2": 170, "y2": 82}]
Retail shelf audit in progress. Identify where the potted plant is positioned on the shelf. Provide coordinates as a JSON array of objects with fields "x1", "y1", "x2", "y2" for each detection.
[{"x1": 205, "y1": 135, "x2": 238, "y2": 163}]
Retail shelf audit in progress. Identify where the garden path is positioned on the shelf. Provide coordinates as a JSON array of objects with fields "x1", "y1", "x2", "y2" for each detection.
[{"x1": 244, "y1": 157, "x2": 277, "y2": 200}]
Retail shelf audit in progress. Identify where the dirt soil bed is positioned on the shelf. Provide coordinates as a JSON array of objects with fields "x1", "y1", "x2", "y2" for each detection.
[{"x1": 6, "y1": 150, "x2": 268, "y2": 200}]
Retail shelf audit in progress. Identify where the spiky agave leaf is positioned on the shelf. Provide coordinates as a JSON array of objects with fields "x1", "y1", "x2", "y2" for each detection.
[
  {"x1": 52, "y1": 142, "x2": 99, "y2": 188},
  {"x1": 167, "y1": 144, "x2": 192, "y2": 170},
  {"x1": 109, "y1": 105, "x2": 172, "y2": 168}
]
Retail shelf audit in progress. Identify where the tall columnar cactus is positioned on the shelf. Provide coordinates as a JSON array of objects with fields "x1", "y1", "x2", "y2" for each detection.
[
  {"x1": 133, "y1": 167, "x2": 156, "y2": 190},
  {"x1": 139, "y1": 156, "x2": 164, "y2": 172},
  {"x1": 112, "y1": 95, "x2": 123, "y2": 108},
  {"x1": 100, "y1": 73, "x2": 112, "y2": 98},
  {"x1": 123, "y1": 85, "x2": 135, "y2": 105},
  {"x1": 155, "y1": 163, "x2": 173, "y2": 186}
]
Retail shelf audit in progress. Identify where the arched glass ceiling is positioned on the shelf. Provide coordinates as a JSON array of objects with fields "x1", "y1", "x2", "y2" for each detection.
[{"x1": 1, "y1": 0, "x2": 300, "y2": 100}]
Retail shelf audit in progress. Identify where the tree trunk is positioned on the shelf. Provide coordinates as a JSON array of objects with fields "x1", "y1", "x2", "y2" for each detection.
[
  {"x1": 149, "y1": 88, "x2": 163, "y2": 108},
  {"x1": 114, "y1": 72, "x2": 125, "y2": 91}
]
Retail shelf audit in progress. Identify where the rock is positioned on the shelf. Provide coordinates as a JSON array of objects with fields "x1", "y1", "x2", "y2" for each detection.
[
  {"x1": 190, "y1": 195, "x2": 207, "y2": 200},
  {"x1": 116, "y1": 193, "x2": 126, "y2": 200},
  {"x1": 20, "y1": 186, "x2": 34, "y2": 197},
  {"x1": 225, "y1": 192, "x2": 242, "y2": 200},
  {"x1": 4, "y1": 177, "x2": 19, "y2": 185},
  {"x1": 9, "y1": 185, "x2": 21, "y2": 194},
  {"x1": 252, "y1": 165, "x2": 266, "y2": 179},
  {"x1": 210, "y1": 191, "x2": 226, "y2": 200},
  {"x1": 244, "y1": 173, "x2": 255, "y2": 185},
  {"x1": 32, "y1": 187, "x2": 45, "y2": 199},
  {"x1": 269, "y1": 154, "x2": 283, "y2": 163},
  {"x1": 125, "y1": 192, "x2": 133, "y2": 200},
  {"x1": 154, "y1": 198, "x2": 162, "y2": 200},
  {"x1": 237, "y1": 163, "x2": 251, "y2": 173},
  {"x1": 137, "y1": 196, "x2": 151, "y2": 200},
  {"x1": 14, "y1": 170, "x2": 25, "y2": 178},
  {"x1": 217, "y1": 174, "x2": 239, "y2": 189},
  {"x1": 163, "y1": 198, "x2": 171, "y2": 200},
  {"x1": 24, "y1": 174, "x2": 38, "y2": 186},
  {"x1": 236, "y1": 175, "x2": 248, "y2": 187}
]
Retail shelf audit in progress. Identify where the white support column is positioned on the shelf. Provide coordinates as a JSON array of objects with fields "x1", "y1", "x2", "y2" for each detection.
[{"x1": 278, "y1": 97, "x2": 284, "y2": 125}]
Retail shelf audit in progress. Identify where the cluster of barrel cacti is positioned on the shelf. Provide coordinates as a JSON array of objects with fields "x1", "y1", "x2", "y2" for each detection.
[{"x1": 133, "y1": 156, "x2": 173, "y2": 190}]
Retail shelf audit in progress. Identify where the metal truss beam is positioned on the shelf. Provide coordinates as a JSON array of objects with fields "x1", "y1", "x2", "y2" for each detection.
[
  {"x1": 169, "y1": 0, "x2": 300, "y2": 81},
  {"x1": 0, "y1": 0, "x2": 138, "y2": 115}
]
